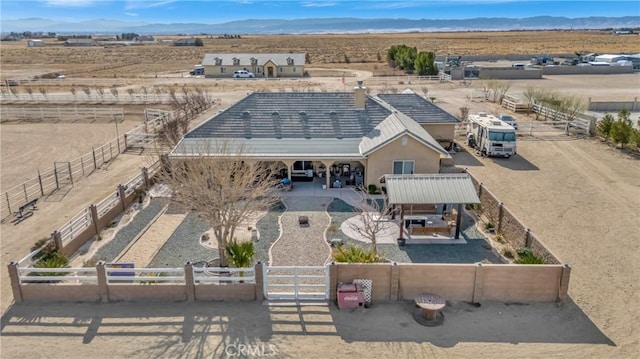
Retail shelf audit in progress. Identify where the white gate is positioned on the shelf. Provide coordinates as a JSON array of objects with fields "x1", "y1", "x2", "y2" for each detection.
[{"x1": 263, "y1": 265, "x2": 329, "y2": 301}]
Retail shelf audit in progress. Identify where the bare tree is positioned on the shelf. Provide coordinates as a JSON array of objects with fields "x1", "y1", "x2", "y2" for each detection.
[
  {"x1": 96, "y1": 87, "x2": 105, "y2": 100},
  {"x1": 126, "y1": 88, "x2": 135, "y2": 98},
  {"x1": 82, "y1": 87, "x2": 91, "y2": 99},
  {"x1": 39, "y1": 87, "x2": 47, "y2": 98},
  {"x1": 110, "y1": 85, "x2": 119, "y2": 98},
  {"x1": 158, "y1": 86, "x2": 215, "y2": 148},
  {"x1": 70, "y1": 87, "x2": 77, "y2": 98},
  {"x1": 459, "y1": 106, "x2": 469, "y2": 122},
  {"x1": 158, "y1": 142, "x2": 281, "y2": 266},
  {"x1": 522, "y1": 86, "x2": 539, "y2": 115},
  {"x1": 25, "y1": 86, "x2": 34, "y2": 98},
  {"x1": 347, "y1": 187, "x2": 396, "y2": 257}
]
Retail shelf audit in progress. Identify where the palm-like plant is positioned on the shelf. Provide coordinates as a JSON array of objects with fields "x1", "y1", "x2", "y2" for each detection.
[{"x1": 225, "y1": 240, "x2": 256, "y2": 270}]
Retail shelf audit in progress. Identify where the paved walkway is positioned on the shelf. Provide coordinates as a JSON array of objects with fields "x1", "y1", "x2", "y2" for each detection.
[
  {"x1": 117, "y1": 212, "x2": 186, "y2": 267},
  {"x1": 269, "y1": 197, "x2": 332, "y2": 266}
]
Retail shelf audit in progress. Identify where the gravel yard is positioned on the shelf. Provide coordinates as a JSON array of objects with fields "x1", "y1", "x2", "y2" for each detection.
[{"x1": 89, "y1": 198, "x2": 168, "y2": 264}]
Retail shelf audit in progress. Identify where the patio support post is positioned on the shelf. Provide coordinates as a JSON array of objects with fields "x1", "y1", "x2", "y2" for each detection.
[
  {"x1": 96, "y1": 261, "x2": 109, "y2": 303},
  {"x1": 329, "y1": 262, "x2": 338, "y2": 302},
  {"x1": 497, "y1": 202, "x2": 504, "y2": 233},
  {"x1": 254, "y1": 262, "x2": 264, "y2": 301},
  {"x1": 321, "y1": 160, "x2": 334, "y2": 189},
  {"x1": 455, "y1": 203, "x2": 463, "y2": 239},
  {"x1": 8, "y1": 262, "x2": 23, "y2": 303},
  {"x1": 557, "y1": 264, "x2": 572, "y2": 303},
  {"x1": 282, "y1": 160, "x2": 294, "y2": 182}
]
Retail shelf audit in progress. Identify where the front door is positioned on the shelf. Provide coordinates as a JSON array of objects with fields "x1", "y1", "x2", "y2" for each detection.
[{"x1": 267, "y1": 67, "x2": 274, "y2": 77}]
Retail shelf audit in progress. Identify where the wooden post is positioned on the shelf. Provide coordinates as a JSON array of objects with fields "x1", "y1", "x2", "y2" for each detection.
[
  {"x1": 8, "y1": 262, "x2": 23, "y2": 303},
  {"x1": 141, "y1": 167, "x2": 150, "y2": 187},
  {"x1": 329, "y1": 262, "x2": 338, "y2": 303},
  {"x1": 118, "y1": 185, "x2": 127, "y2": 211},
  {"x1": 525, "y1": 228, "x2": 532, "y2": 248},
  {"x1": 90, "y1": 205, "x2": 100, "y2": 234},
  {"x1": 497, "y1": 202, "x2": 504, "y2": 233},
  {"x1": 81, "y1": 157, "x2": 85, "y2": 176},
  {"x1": 557, "y1": 264, "x2": 572, "y2": 303},
  {"x1": 38, "y1": 169, "x2": 44, "y2": 196},
  {"x1": 92, "y1": 147, "x2": 98, "y2": 170},
  {"x1": 254, "y1": 262, "x2": 264, "y2": 301},
  {"x1": 390, "y1": 262, "x2": 399, "y2": 301},
  {"x1": 23, "y1": 183, "x2": 28, "y2": 202},
  {"x1": 54, "y1": 165, "x2": 60, "y2": 190},
  {"x1": 67, "y1": 161, "x2": 73, "y2": 185},
  {"x1": 184, "y1": 262, "x2": 195, "y2": 302},
  {"x1": 53, "y1": 230, "x2": 63, "y2": 252},
  {"x1": 472, "y1": 262, "x2": 484, "y2": 303},
  {"x1": 96, "y1": 262, "x2": 109, "y2": 303}
]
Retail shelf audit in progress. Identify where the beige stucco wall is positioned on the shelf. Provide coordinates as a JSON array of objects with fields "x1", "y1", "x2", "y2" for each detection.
[
  {"x1": 203, "y1": 64, "x2": 304, "y2": 78},
  {"x1": 422, "y1": 124, "x2": 456, "y2": 142},
  {"x1": 365, "y1": 135, "x2": 441, "y2": 186}
]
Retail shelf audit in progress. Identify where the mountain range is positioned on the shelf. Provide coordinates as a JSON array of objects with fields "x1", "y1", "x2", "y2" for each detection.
[{"x1": 3, "y1": 16, "x2": 639, "y2": 34}]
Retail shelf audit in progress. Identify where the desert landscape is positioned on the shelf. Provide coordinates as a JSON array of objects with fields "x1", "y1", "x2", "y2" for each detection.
[{"x1": 1, "y1": 32, "x2": 639, "y2": 358}]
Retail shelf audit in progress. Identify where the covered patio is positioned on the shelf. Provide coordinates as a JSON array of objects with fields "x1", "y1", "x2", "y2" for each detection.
[{"x1": 384, "y1": 174, "x2": 481, "y2": 241}]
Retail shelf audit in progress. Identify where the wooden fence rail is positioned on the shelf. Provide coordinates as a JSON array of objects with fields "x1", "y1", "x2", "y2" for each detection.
[{"x1": 1, "y1": 106, "x2": 124, "y2": 123}]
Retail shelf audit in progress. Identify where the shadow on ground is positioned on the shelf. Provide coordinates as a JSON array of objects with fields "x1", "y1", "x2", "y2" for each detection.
[
  {"x1": 1, "y1": 298, "x2": 613, "y2": 354},
  {"x1": 329, "y1": 298, "x2": 613, "y2": 348}
]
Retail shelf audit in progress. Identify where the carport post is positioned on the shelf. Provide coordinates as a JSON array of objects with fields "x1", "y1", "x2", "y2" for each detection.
[
  {"x1": 455, "y1": 203, "x2": 463, "y2": 239},
  {"x1": 37, "y1": 170, "x2": 44, "y2": 196},
  {"x1": 92, "y1": 147, "x2": 98, "y2": 170},
  {"x1": 184, "y1": 262, "x2": 195, "y2": 302}
]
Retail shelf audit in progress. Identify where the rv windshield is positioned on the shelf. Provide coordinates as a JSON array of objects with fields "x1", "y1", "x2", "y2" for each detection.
[{"x1": 488, "y1": 131, "x2": 516, "y2": 142}]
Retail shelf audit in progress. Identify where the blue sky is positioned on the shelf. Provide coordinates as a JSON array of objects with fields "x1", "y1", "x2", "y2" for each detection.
[{"x1": 2, "y1": 1, "x2": 638, "y2": 23}]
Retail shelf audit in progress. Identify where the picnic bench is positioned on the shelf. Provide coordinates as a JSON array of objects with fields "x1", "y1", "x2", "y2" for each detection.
[{"x1": 14, "y1": 198, "x2": 38, "y2": 218}]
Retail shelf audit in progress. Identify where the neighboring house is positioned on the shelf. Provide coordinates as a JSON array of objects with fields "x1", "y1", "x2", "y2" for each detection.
[
  {"x1": 174, "y1": 38, "x2": 196, "y2": 46},
  {"x1": 92, "y1": 35, "x2": 118, "y2": 42},
  {"x1": 201, "y1": 53, "x2": 305, "y2": 78},
  {"x1": 170, "y1": 83, "x2": 458, "y2": 190},
  {"x1": 27, "y1": 39, "x2": 45, "y2": 47},
  {"x1": 64, "y1": 38, "x2": 96, "y2": 47},
  {"x1": 135, "y1": 35, "x2": 156, "y2": 43}
]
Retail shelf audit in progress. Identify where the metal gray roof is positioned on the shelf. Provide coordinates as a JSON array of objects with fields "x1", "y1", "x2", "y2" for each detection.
[
  {"x1": 172, "y1": 137, "x2": 362, "y2": 159},
  {"x1": 202, "y1": 53, "x2": 306, "y2": 66},
  {"x1": 359, "y1": 112, "x2": 448, "y2": 156},
  {"x1": 385, "y1": 174, "x2": 480, "y2": 204},
  {"x1": 376, "y1": 92, "x2": 460, "y2": 124},
  {"x1": 184, "y1": 92, "x2": 392, "y2": 140}
]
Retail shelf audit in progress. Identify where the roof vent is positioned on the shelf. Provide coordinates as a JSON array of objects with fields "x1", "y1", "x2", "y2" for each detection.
[
  {"x1": 329, "y1": 110, "x2": 337, "y2": 116},
  {"x1": 272, "y1": 111, "x2": 280, "y2": 116},
  {"x1": 242, "y1": 111, "x2": 251, "y2": 117},
  {"x1": 299, "y1": 111, "x2": 307, "y2": 116}
]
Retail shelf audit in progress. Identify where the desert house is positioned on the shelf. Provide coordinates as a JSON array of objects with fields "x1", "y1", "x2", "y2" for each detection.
[
  {"x1": 64, "y1": 38, "x2": 96, "y2": 47},
  {"x1": 170, "y1": 84, "x2": 459, "y2": 190},
  {"x1": 27, "y1": 39, "x2": 45, "y2": 47},
  {"x1": 201, "y1": 53, "x2": 305, "y2": 78}
]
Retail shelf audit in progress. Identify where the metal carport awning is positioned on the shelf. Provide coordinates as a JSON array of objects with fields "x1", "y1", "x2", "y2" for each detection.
[
  {"x1": 384, "y1": 174, "x2": 480, "y2": 205},
  {"x1": 384, "y1": 173, "x2": 480, "y2": 239}
]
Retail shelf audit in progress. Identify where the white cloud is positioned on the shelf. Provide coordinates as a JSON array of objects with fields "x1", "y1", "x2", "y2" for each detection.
[
  {"x1": 42, "y1": 0, "x2": 97, "y2": 6},
  {"x1": 124, "y1": 12, "x2": 139, "y2": 16},
  {"x1": 301, "y1": 1, "x2": 337, "y2": 7},
  {"x1": 124, "y1": 0, "x2": 178, "y2": 10}
]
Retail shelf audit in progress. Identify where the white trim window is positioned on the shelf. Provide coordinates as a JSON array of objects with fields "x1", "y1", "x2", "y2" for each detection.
[
  {"x1": 393, "y1": 160, "x2": 414, "y2": 174},
  {"x1": 220, "y1": 68, "x2": 226, "y2": 73}
]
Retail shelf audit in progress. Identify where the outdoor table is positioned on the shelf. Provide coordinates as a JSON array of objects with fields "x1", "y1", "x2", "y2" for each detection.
[{"x1": 414, "y1": 293, "x2": 445, "y2": 321}]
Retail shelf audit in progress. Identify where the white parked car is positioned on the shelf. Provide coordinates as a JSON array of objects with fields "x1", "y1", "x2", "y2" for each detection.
[
  {"x1": 499, "y1": 114, "x2": 518, "y2": 130},
  {"x1": 233, "y1": 70, "x2": 255, "y2": 78}
]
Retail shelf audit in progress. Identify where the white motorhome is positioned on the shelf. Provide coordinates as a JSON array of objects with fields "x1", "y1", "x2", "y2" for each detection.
[{"x1": 466, "y1": 113, "x2": 517, "y2": 158}]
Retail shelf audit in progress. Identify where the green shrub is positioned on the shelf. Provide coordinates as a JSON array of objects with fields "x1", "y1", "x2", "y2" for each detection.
[
  {"x1": 514, "y1": 254, "x2": 546, "y2": 264},
  {"x1": 514, "y1": 247, "x2": 546, "y2": 264},
  {"x1": 597, "y1": 114, "x2": 614, "y2": 141},
  {"x1": 502, "y1": 247, "x2": 515, "y2": 259},
  {"x1": 516, "y1": 247, "x2": 533, "y2": 257},
  {"x1": 332, "y1": 245, "x2": 378, "y2": 263},
  {"x1": 368, "y1": 184, "x2": 378, "y2": 194},
  {"x1": 31, "y1": 237, "x2": 57, "y2": 260},
  {"x1": 484, "y1": 222, "x2": 495, "y2": 230},
  {"x1": 226, "y1": 240, "x2": 256, "y2": 268}
]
